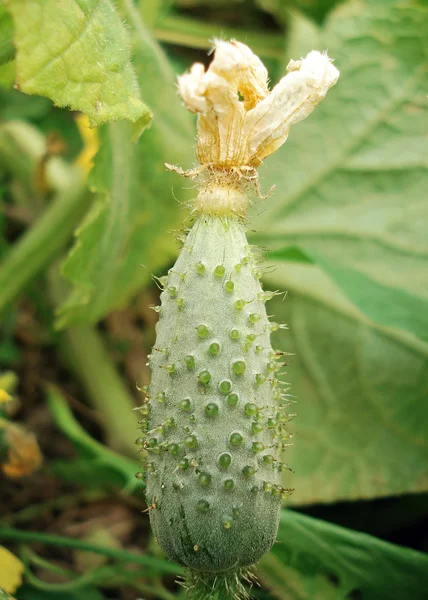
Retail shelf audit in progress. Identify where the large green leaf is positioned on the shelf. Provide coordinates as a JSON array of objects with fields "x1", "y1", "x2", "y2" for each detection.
[
  {"x1": 6, "y1": 0, "x2": 151, "y2": 137},
  {"x1": 266, "y1": 262, "x2": 428, "y2": 504},
  {"x1": 260, "y1": 509, "x2": 428, "y2": 600},
  {"x1": 251, "y1": 0, "x2": 428, "y2": 341},
  {"x1": 56, "y1": 1, "x2": 194, "y2": 327}
]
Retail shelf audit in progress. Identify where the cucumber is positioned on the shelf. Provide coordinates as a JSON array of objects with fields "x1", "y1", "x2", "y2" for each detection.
[
  {"x1": 138, "y1": 41, "x2": 339, "y2": 598},
  {"x1": 140, "y1": 212, "x2": 288, "y2": 598},
  {"x1": 145, "y1": 214, "x2": 287, "y2": 565}
]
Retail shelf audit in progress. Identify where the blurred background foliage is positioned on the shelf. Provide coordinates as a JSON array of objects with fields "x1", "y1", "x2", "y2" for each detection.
[{"x1": 0, "y1": 0, "x2": 427, "y2": 599}]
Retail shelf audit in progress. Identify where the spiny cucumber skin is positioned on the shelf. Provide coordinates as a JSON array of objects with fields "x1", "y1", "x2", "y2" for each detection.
[{"x1": 143, "y1": 216, "x2": 285, "y2": 573}]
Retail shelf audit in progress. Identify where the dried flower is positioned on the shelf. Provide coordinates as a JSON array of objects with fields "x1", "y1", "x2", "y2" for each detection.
[{"x1": 177, "y1": 40, "x2": 339, "y2": 169}]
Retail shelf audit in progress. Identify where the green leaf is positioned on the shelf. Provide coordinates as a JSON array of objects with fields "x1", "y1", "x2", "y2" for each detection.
[
  {"x1": 251, "y1": 0, "x2": 428, "y2": 341},
  {"x1": 260, "y1": 509, "x2": 428, "y2": 600},
  {"x1": 270, "y1": 247, "x2": 428, "y2": 340},
  {"x1": 269, "y1": 246, "x2": 313, "y2": 265},
  {"x1": 6, "y1": 0, "x2": 152, "y2": 138},
  {"x1": 266, "y1": 263, "x2": 428, "y2": 504},
  {"x1": 56, "y1": 2, "x2": 193, "y2": 326},
  {"x1": 259, "y1": 555, "x2": 337, "y2": 600}
]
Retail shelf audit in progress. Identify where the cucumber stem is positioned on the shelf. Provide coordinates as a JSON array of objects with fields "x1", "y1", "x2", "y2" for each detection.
[
  {"x1": 183, "y1": 568, "x2": 256, "y2": 600},
  {"x1": 196, "y1": 183, "x2": 248, "y2": 217}
]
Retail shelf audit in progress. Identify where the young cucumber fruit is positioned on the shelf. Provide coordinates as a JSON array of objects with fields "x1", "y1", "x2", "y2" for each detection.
[
  {"x1": 145, "y1": 216, "x2": 285, "y2": 573},
  {"x1": 140, "y1": 39, "x2": 338, "y2": 598}
]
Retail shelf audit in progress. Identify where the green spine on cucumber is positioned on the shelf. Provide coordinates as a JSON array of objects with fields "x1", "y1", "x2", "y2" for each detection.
[{"x1": 139, "y1": 41, "x2": 339, "y2": 598}]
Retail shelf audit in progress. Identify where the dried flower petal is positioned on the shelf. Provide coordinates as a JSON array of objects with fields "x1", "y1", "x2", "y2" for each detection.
[
  {"x1": 246, "y1": 51, "x2": 339, "y2": 163},
  {"x1": 208, "y1": 40, "x2": 269, "y2": 110}
]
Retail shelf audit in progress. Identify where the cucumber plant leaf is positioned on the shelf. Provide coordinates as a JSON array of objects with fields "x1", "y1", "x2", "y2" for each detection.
[
  {"x1": 56, "y1": 3, "x2": 194, "y2": 327},
  {"x1": 251, "y1": 0, "x2": 428, "y2": 341},
  {"x1": 267, "y1": 263, "x2": 428, "y2": 504},
  {"x1": 6, "y1": 0, "x2": 152, "y2": 138},
  {"x1": 261, "y1": 509, "x2": 428, "y2": 600},
  {"x1": 269, "y1": 246, "x2": 428, "y2": 340}
]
